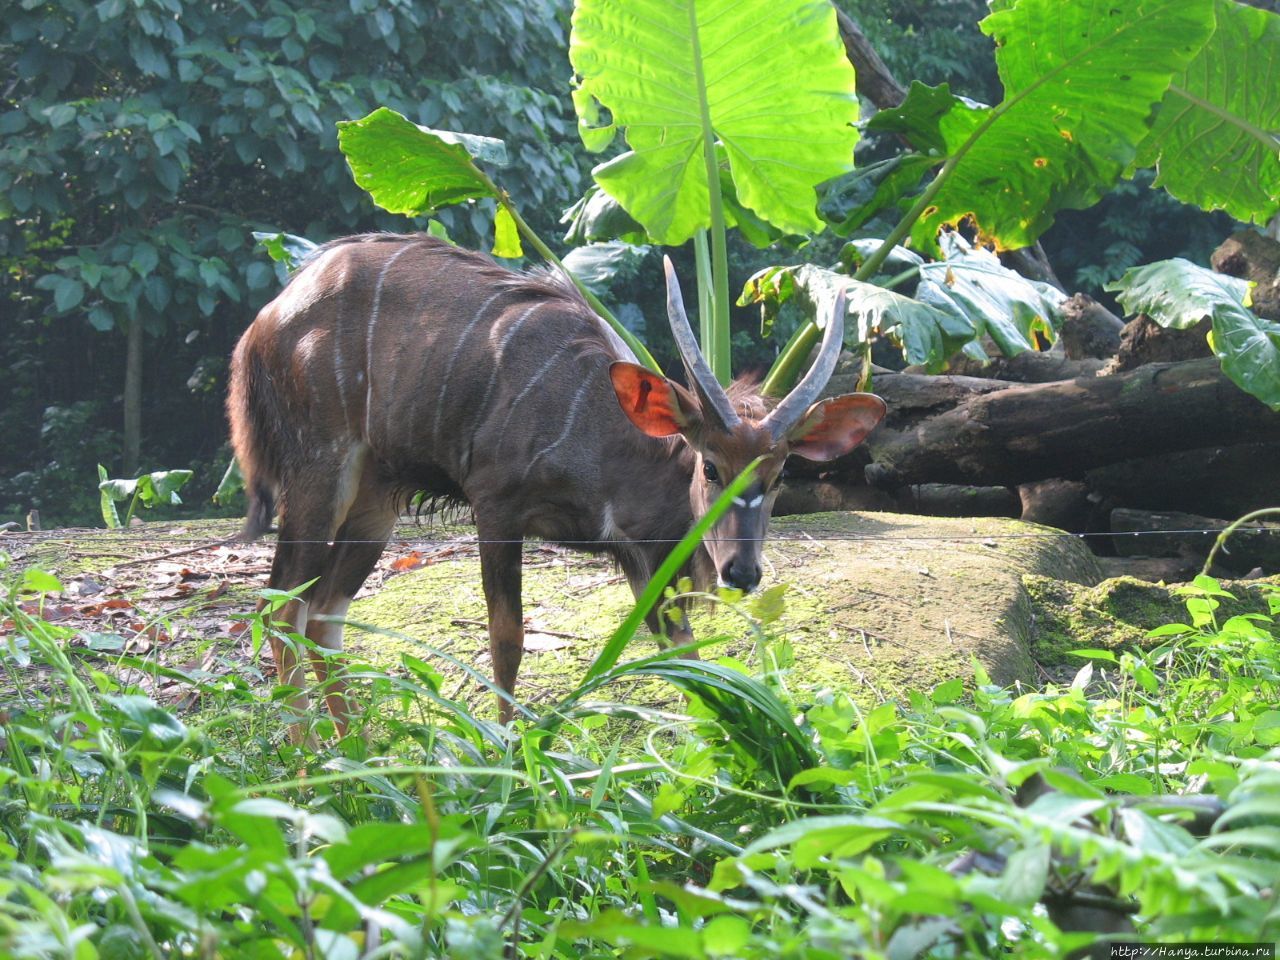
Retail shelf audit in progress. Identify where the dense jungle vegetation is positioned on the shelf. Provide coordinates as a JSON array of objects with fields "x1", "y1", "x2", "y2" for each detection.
[
  {"x1": 3, "y1": 0, "x2": 1280, "y2": 957},
  {"x1": 0, "y1": 0, "x2": 1248, "y2": 529}
]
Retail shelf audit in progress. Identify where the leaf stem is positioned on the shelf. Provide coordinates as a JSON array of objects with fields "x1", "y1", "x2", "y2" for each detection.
[
  {"x1": 686, "y1": 2, "x2": 732, "y2": 384},
  {"x1": 1201, "y1": 507, "x2": 1280, "y2": 576},
  {"x1": 761, "y1": 107, "x2": 1002, "y2": 397}
]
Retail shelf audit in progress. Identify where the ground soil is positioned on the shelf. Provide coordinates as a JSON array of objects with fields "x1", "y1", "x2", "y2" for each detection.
[{"x1": 4, "y1": 512, "x2": 1273, "y2": 722}]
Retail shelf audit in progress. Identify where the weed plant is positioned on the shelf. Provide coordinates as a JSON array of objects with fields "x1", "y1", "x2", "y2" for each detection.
[{"x1": 1, "y1": 556, "x2": 1278, "y2": 958}]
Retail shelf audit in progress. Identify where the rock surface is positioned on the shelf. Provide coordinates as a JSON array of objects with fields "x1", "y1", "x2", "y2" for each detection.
[{"x1": 345, "y1": 511, "x2": 1104, "y2": 713}]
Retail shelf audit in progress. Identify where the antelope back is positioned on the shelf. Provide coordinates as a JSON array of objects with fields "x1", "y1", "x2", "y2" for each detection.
[{"x1": 228, "y1": 234, "x2": 697, "y2": 554}]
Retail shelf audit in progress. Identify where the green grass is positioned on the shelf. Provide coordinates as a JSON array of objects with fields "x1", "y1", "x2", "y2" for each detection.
[{"x1": 2, "y1": 551, "x2": 1279, "y2": 959}]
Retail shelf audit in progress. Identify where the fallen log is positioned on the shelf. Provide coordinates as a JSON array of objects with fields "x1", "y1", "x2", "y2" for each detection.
[
  {"x1": 931, "y1": 350, "x2": 1103, "y2": 384},
  {"x1": 1086, "y1": 442, "x2": 1280, "y2": 520},
  {"x1": 1110, "y1": 507, "x2": 1280, "y2": 575},
  {"x1": 893, "y1": 483, "x2": 1019, "y2": 518},
  {"x1": 863, "y1": 358, "x2": 1280, "y2": 488}
]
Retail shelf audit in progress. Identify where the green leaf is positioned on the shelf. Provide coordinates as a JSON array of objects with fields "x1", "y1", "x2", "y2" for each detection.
[
  {"x1": 1107, "y1": 258, "x2": 1280, "y2": 409},
  {"x1": 1134, "y1": 0, "x2": 1280, "y2": 224},
  {"x1": 253, "y1": 231, "x2": 317, "y2": 270},
  {"x1": 743, "y1": 814, "x2": 902, "y2": 868},
  {"x1": 570, "y1": 0, "x2": 858, "y2": 243},
  {"x1": 905, "y1": 0, "x2": 1218, "y2": 253},
  {"x1": 561, "y1": 241, "x2": 651, "y2": 297},
  {"x1": 998, "y1": 842, "x2": 1050, "y2": 907},
  {"x1": 98, "y1": 464, "x2": 121, "y2": 528},
  {"x1": 559, "y1": 910, "x2": 705, "y2": 958},
  {"x1": 21, "y1": 568, "x2": 64, "y2": 594},
  {"x1": 1107, "y1": 257, "x2": 1252, "y2": 330},
  {"x1": 337, "y1": 107, "x2": 506, "y2": 216},
  {"x1": 562, "y1": 183, "x2": 650, "y2": 245},
  {"x1": 53, "y1": 276, "x2": 85, "y2": 313},
  {"x1": 739, "y1": 263, "x2": 975, "y2": 372},
  {"x1": 916, "y1": 238, "x2": 1065, "y2": 359},
  {"x1": 490, "y1": 204, "x2": 522, "y2": 259},
  {"x1": 822, "y1": 153, "x2": 938, "y2": 236}
]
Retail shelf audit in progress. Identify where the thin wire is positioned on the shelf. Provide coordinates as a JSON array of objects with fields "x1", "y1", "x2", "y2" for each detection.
[{"x1": 3, "y1": 527, "x2": 1277, "y2": 548}]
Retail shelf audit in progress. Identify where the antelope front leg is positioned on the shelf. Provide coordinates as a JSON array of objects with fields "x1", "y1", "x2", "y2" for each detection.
[
  {"x1": 624, "y1": 563, "x2": 699, "y2": 659},
  {"x1": 479, "y1": 534, "x2": 524, "y2": 724}
]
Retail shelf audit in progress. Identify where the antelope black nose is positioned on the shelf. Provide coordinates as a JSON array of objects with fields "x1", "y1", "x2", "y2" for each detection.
[{"x1": 721, "y1": 557, "x2": 761, "y2": 593}]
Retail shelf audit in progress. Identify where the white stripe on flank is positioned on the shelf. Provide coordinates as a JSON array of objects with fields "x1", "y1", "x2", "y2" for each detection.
[
  {"x1": 431, "y1": 289, "x2": 512, "y2": 445},
  {"x1": 472, "y1": 302, "x2": 545, "y2": 424},
  {"x1": 493, "y1": 342, "x2": 573, "y2": 447},
  {"x1": 363, "y1": 243, "x2": 417, "y2": 439},
  {"x1": 522, "y1": 379, "x2": 593, "y2": 481}
]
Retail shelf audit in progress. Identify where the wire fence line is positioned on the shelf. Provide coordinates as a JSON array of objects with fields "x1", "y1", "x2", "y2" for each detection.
[{"x1": 3, "y1": 527, "x2": 1279, "y2": 549}]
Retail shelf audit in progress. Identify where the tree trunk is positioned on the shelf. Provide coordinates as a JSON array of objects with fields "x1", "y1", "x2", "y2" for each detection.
[
  {"x1": 833, "y1": 8, "x2": 906, "y2": 108},
  {"x1": 863, "y1": 358, "x2": 1280, "y2": 488},
  {"x1": 123, "y1": 317, "x2": 143, "y2": 476},
  {"x1": 1059, "y1": 294, "x2": 1123, "y2": 360}
]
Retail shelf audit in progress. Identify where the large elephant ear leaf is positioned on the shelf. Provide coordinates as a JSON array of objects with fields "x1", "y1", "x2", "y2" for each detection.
[
  {"x1": 905, "y1": 0, "x2": 1217, "y2": 254},
  {"x1": 569, "y1": 0, "x2": 858, "y2": 245},
  {"x1": 1133, "y1": 0, "x2": 1280, "y2": 225},
  {"x1": 1108, "y1": 258, "x2": 1280, "y2": 411}
]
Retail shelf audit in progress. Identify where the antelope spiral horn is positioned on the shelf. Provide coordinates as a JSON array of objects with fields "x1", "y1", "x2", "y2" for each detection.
[
  {"x1": 762, "y1": 288, "x2": 847, "y2": 441},
  {"x1": 663, "y1": 256, "x2": 740, "y2": 432}
]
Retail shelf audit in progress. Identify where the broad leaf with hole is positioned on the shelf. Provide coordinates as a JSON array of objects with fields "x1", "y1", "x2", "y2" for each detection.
[
  {"x1": 1108, "y1": 258, "x2": 1280, "y2": 410},
  {"x1": 337, "y1": 107, "x2": 506, "y2": 216},
  {"x1": 739, "y1": 263, "x2": 974, "y2": 372},
  {"x1": 900, "y1": 0, "x2": 1217, "y2": 253},
  {"x1": 916, "y1": 238, "x2": 1065, "y2": 361},
  {"x1": 569, "y1": 0, "x2": 858, "y2": 243},
  {"x1": 1134, "y1": 0, "x2": 1280, "y2": 224}
]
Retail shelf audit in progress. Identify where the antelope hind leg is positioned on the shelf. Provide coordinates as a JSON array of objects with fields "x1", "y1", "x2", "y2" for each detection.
[{"x1": 304, "y1": 492, "x2": 397, "y2": 737}]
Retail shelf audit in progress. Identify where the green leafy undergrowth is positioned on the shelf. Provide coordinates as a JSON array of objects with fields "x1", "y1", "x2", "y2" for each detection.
[{"x1": 2, "y1": 559, "x2": 1278, "y2": 957}]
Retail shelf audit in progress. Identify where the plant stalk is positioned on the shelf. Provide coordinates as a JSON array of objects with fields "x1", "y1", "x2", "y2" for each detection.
[
  {"x1": 686, "y1": 2, "x2": 732, "y2": 383},
  {"x1": 495, "y1": 189, "x2": 661, "y2": 373},
  {"x1": 760, "y1": 96, "x2": 1006, "y2": 397}
]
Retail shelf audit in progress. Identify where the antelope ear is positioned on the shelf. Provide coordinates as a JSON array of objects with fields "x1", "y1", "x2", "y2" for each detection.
[
  {"x1": 788, "y1": 393, "x2": 887, "y2": 462},
  {"x1": 609, "y1": 362, "x2": 699, "y2": 438}
]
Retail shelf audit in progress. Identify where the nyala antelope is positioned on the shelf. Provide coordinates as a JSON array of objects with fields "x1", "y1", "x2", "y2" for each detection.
[{"x1": 227, "y1": 234, "x2": 886, "y2": 735}]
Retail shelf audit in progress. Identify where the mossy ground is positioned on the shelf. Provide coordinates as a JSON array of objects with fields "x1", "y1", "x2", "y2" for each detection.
[
  {"x1": 32, "y1": 511, "x2": 1248, "y2": 723},
  {"x1": 345, "y1": 512, "x2": 1104, "y2": 717},
  {"x1": 1023, "y1": 572, "x2": 1280, "y2": 665}
]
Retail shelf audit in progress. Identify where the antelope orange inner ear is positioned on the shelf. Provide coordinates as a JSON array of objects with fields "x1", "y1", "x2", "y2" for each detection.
[
  {"x1": 788, "y1": 393, "x2": 887, "y2": 462},
  {"x1": 609, "y1": 362, "x2": 684, "y2": 437}
]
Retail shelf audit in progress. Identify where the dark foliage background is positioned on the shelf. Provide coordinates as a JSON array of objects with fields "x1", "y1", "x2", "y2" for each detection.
[{"x1": 0, "y1": 0, "x2": 1236, "y2": 527}]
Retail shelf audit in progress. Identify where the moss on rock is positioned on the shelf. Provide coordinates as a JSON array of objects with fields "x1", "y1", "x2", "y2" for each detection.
[
  {"x1": 347, "y1": 511, "x2": 1104, "y2": 717},
  {"x1": 1023, "y1": 572, "x2": 1280, "y2": 664}
]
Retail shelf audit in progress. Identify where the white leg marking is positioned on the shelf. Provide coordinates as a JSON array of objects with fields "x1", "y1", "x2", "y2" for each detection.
[
  {"x1": 309, "y1": 595, "x2": 352, "y2": 652},
  {"x1": 364, "y1": 243, "x2": 418, "y2": 439}
]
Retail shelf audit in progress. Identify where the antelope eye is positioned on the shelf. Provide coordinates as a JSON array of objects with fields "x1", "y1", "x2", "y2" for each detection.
[{"x1": 703, "y1": 461, "x2": 721, "y2": 484}]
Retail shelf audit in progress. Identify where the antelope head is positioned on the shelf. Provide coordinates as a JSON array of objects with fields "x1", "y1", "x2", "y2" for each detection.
[{"x1": 610, "y1": 258, "x2": 886, "y2": 592}]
